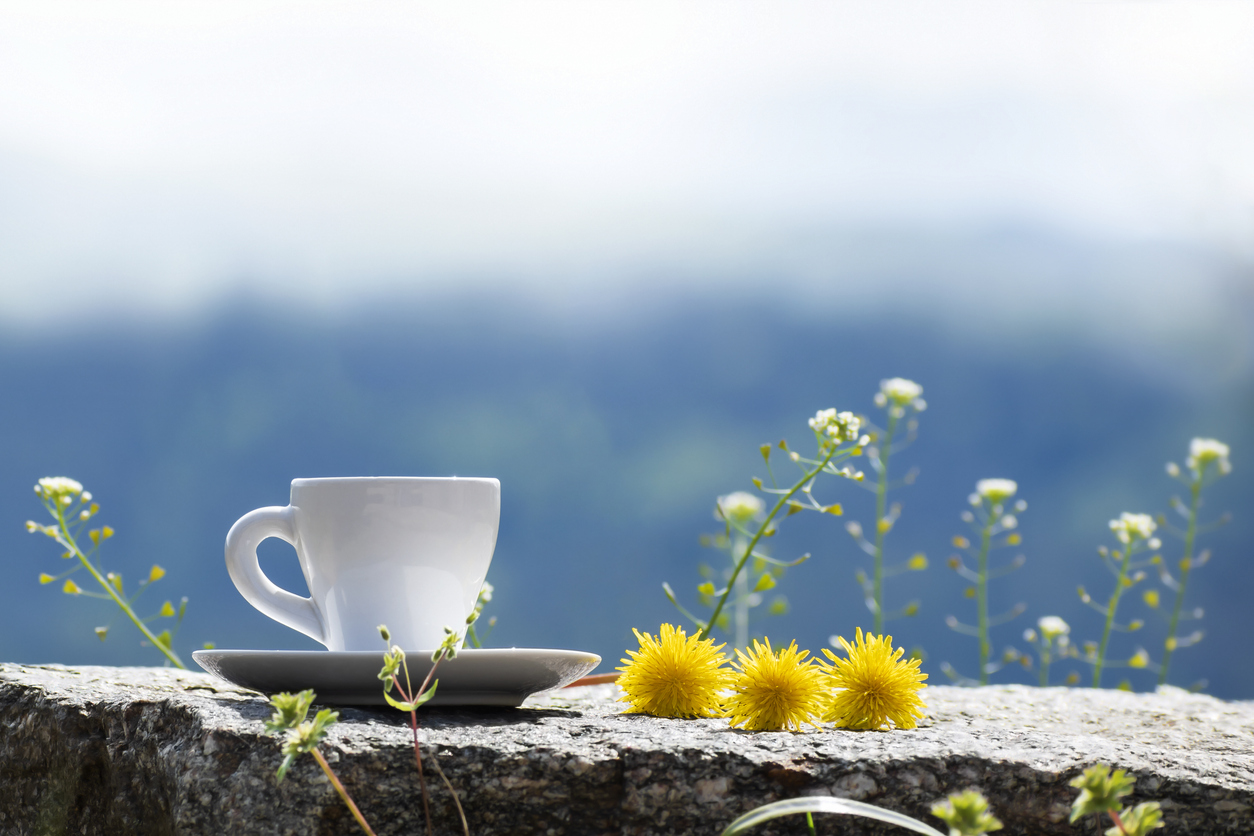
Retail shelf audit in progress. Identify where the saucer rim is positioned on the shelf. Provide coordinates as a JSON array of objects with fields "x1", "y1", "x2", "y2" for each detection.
[
  {"x1": 192, "y1": 646, "x2": 600, "y2": 658},
  {"x1": 192, "y1": 646, "x2": 602, "y2": 707}
]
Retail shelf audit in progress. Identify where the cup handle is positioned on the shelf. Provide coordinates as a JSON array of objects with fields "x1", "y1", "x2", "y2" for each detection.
[{"x1": 224, "y1": 506, "x2": 325, "y2": 645}]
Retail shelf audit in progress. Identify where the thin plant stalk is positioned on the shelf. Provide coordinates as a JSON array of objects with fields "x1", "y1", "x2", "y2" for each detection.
[
  {"x1": 1038, "y1": 639, "x2": 1052, "y2": 688},
  {"x1": 699, "y1": 445, "x2": 843, "y2": 642},
  {"x1": 51, "y1": 501, "x2": 185, "y2": 669},
  {"x1": 389, "y1": 654, "x2": 469, "y2": 836},
  {"x1": 974, "y1": 511, "x2": 994, "y2": 685},
  {"x1": 1159, "y1": 477, "x2": 1201, "y2": 686},
  {"x1": 1094, "y1": 547, "x2": 1134, "y2": 688},
  {"x1": 311, "y1": 748, "x2": 378, "y2": 836},
  {"x1": 870, "y1": 409, "x2": 900, "y2": 635}
]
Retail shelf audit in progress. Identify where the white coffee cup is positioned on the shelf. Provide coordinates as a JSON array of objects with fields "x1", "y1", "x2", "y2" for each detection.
[{"x1": 225, "y1": 477, "x2": 499, "y2": 651}]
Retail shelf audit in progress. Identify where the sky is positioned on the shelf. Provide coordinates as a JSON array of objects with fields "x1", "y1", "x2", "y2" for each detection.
[{"x1": 1, "y1": 1, "x2": 1252, "y2": 330}]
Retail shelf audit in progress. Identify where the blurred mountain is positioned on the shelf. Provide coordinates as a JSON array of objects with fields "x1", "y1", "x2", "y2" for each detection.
[{"x1": 1, "y1": 294, "x2": 1249, "y2": 696}]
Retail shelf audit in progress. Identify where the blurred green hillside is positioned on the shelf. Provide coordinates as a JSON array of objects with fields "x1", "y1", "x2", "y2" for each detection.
[{"x1": 3, "y1": 297, "x2": 1249, "y2": 696}]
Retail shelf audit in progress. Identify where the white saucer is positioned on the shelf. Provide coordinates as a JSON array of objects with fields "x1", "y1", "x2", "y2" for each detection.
[{"x1": 192, "y1": 647, "x2": 602, "y2": 707}]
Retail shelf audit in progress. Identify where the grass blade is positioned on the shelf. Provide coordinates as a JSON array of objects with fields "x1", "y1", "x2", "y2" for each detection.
[{"x1": 721, "y1": 796, "x2": 948, "y2": 836}]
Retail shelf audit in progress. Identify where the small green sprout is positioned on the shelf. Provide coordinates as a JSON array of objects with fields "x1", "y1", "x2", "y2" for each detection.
[
  {"x1": 1111, "y1": 802, "x2": 1164, "y2": 836},
  {"x1": 377, "y1": 623, "x2": 471, "y2": 836},
  {"x1": 265, "y1": 690, "x2": 376, "y2": 836},
  {"x1": 265, "y1": 690, "x2": 338, "y2": 782},
  {"x1": 27, "y1": 477, "x2": 203, "y2": 667},
  {"x1": 1070, "y1": 764, "x2": 1163, "y2": 836},
  {"x1": 1070, "y1": 763, "x2": 1136, "y2": 822},
  {"x1": 845, "y1": 378, "x2": 927, "y2": 636},
  {"x1": 942, "y1": 479, "x2": 1028, "y2": 685},
  {"x1": 669, "y1": 407, "x2": 868, "y2": 649},
  {"x1": 931, "y1": 790, "x2": 1003, "y2": 836},
  {"x1": 465, "y1": 581, "x2": 497, "y2": 648}
]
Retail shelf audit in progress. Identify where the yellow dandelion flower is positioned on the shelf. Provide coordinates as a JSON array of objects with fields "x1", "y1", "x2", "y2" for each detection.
[
  {"x1": 821, "y1": 627, "x2": 927, "y2": 730},
  {"x1": 724, "y1": 638, "x2": 826, "y2": 732},
  {"x1": 617, "y1": 624, "x2": 733, "y2": 718}
]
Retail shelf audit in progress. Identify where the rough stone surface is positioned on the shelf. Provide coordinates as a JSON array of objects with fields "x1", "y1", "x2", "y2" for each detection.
[{"x1": 1, "y1": 663, "x2": 1252, "y2": 835}]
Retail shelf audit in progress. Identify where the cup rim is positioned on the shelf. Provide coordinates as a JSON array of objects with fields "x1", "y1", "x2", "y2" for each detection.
[{"x1": 291, "y1": 476, "x2": 499, "y2": 486}]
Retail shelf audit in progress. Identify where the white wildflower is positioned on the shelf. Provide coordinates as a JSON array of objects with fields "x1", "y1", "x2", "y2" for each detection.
[
  {"x1": 1109, "y1": 512, "x2": 1157, "y2": 545},
  {"x1": 37, "y1": 477, "x2": 83, "y2": 500},
  {"x1": 808, "y1": 408, "x2": 861, "y2": 443},
  {"x1": 975, "y1": 479, "x2": 1018, "y2": 504},
  {"x1": 808, "y1": 408, "x2": 837, "y2": 432},
  {"x1": 1187, "y1": 438, "x2": 1231, "y2": 476},
  {"x1": 716, "y1": 491, "x2": 764, "y2": 525},
  {"x1": 1037, "y1": 616, "x2": 1070, "y2": 640},
  {"x1": 878, "y1": 378, "x2": 923, "y2": 407}
]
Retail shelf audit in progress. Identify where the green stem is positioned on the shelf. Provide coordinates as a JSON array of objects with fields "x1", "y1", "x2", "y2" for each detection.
[
  {"x1": 700, "y1": 444, "x2": 844, "y2": 642},
  {"x1": 54, "y1": 503, "x2": 185, "y2": 669},
  {"x1": 1159, "y1": 477, "x2": 1201, "y2": 686},
  {"x1": 1094, "y1": 544, "x2": 1134, "y2": 688},
  {"x1": 1039, "y1": 642, "x2": 1051, "y2": 688},
  {"x1": 733, "y1": 549, "x2": 749, "y2": 650},
  {"x1": 312, "y1": 748, "x2": 378, "y2": 836},
  {"x1": 871, "y1": 411, "x2": 899, "y2": 636},
  {"x1": 976, "y1": 511, "x2": 994, "y2": 685}
]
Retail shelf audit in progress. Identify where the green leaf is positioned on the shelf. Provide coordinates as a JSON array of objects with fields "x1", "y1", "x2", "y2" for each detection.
[
  {"x1": 275, "y1": 752, "x2": 297, "y2": 783},
  {"x1": 931, "y1": 790, "x2": 1003, "y2": 835},
  {"x1": 720, "y1": 796, "x2": 948, "y2": 836},
  {"x1": 1109, "y1": 802, "x2": 1163, "y2": 836},
  {"x1": 383, "y1": 680, "x2": 438, "y2": 712},
  {"x1": 378, "y1": 646, "x2": 405, "y2": 682},
  {"x1": 1070, "y1": 764, "x2": 1136, "y2": 823},
  {"x1": 265, "y1": 690, "x2": 316, "y2": 734}
]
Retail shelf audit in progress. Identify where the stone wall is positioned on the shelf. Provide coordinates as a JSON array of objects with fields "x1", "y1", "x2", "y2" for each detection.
[{"x1": 1, "y1": 664, "x2": 1251, "y2": 835}]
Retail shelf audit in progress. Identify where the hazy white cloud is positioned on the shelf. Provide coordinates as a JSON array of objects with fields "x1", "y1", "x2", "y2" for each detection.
[{"x1": 0, "y1": 1, "x2": 1251, "y2": 325}]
